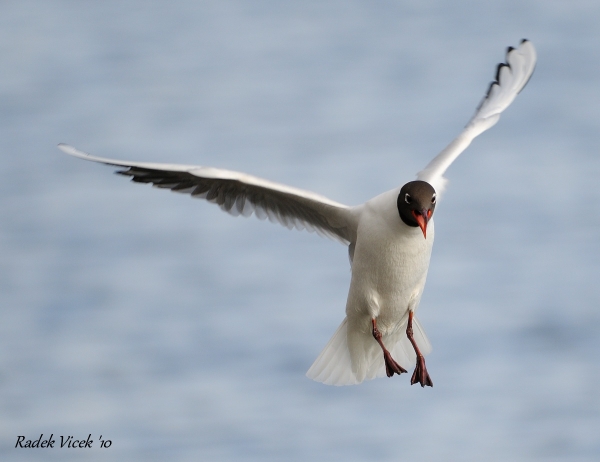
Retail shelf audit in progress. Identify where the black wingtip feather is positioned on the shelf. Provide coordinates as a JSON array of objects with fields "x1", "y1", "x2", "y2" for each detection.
[
  {"x1": 475, "y1": 39, "x2": 535, "y2": 114},
  {"x1": 494, "y1": 63, "x2": 508, "y2": 82}
]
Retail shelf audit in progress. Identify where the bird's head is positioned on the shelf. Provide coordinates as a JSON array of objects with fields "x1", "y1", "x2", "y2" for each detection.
[{"x1": 397, "y1": 181, "x2": 437, "y2": 238}]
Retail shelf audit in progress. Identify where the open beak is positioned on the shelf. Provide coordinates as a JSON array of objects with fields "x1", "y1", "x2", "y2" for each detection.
[{"x1": 412, "y1": 209, "x2": 432, "y2": 239}]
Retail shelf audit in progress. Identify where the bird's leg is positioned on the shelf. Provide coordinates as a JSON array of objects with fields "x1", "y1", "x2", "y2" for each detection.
[
  {"x1": 406, "y1": 311, "x2": 433, "y2": 387},
  {"x1": 372, "y1": 318, "x2": 407, "y2": 377}
]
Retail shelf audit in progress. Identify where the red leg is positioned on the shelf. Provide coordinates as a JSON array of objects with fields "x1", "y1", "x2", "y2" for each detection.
[
  {"x1": 406, "y1": 311, "x2": 433, "y2": 387},
  {"x1": 372, "y1": 318, "x2": 407, "y2": 377}
]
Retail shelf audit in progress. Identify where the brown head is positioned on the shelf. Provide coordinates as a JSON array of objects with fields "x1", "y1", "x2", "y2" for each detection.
[{"x1": 396, "y1": 180, "x2": 437, "y2": 238}]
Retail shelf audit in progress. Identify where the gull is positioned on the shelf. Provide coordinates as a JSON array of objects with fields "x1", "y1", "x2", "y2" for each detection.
[{"x1": 59, "y1": 39, "x2": 536, "y2": 387}]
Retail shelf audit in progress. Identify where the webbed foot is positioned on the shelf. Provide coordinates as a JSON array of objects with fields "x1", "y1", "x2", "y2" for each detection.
[
  {"x1": 410, "y1": 354, "x2": 433, "y2": 387},
  {"x1": 383, "y1": 350, "x2": 407, "y2": 377},
  {"x1": 372, "y1": 318, "x2": 407, "y2": 377}
]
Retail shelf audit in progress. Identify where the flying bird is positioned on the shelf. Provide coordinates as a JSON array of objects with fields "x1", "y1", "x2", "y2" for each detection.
[{"x1": 60, "y1": 40, "x2": 536, "y2": 387}]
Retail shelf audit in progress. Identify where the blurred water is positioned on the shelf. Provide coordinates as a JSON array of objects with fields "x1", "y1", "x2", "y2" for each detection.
[{"x1": 1, "y1": 1, "x2": 599, "y2": 461}]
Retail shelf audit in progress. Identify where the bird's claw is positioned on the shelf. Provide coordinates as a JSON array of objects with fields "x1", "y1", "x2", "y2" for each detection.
[
  {"x1": 384, "y1": 351, "x2": 407, "y2": 377},
  {"x1": 410, "y1": 355, "x2": 433, "y2": 387}
]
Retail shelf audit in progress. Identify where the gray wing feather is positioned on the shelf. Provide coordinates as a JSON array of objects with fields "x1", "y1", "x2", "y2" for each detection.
[{"x1": 59, "y1": 144, "x2": 356, "y2": 244}]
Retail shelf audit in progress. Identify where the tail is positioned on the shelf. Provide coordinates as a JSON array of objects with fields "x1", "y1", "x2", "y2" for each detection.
[{"x1": 306, "y1": 316, "x2": 432, "y2": 386}]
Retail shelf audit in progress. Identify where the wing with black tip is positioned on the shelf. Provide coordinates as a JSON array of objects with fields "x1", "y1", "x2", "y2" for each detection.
[{"x1": 417, "y1": 39, "x2": 536, "y2": 194}]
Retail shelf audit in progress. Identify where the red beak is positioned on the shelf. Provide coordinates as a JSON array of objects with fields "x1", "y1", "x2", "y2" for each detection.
[{"x1": 412, "y1": 209, "x2": 431, "y2": 238}]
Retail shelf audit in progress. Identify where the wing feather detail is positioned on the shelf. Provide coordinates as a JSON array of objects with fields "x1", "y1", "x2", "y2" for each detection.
[
  {"x1": 59, "y1": 144, "x2": 357, "y2": 243},
  {"x1": 417, "y1": 39, "x2": 536, "y2": 194}
]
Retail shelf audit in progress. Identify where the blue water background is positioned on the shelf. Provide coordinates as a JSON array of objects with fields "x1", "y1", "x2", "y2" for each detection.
[{"x1": 1, "y1": 1, "x2": 599, "y2": 460}]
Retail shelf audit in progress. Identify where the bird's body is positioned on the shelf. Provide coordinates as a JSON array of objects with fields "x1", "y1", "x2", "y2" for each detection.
[
  {"x1": 350, "y1": 190, "x2": 434, "y2": 342},
  {"x1": 306, "y1": 187, "x2": 435, "y2": 385},
  {"x1": 60, "y1": 40, "x2": 536, "y2": 387}
]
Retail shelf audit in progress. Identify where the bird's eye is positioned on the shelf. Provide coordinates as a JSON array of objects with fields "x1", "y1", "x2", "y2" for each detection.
[
  {"x1": 431, "y1": 194, "x2": 436, "y2": 204},
  {"x1": 404, "y1": 193, "x2": 412, "y2": 204}
]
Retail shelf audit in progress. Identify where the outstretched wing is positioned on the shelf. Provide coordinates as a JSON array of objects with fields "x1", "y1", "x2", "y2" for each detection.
[
  {"x1": 417, "y1": 39, "x2": 536, "y2": 194},
  {"x1": 59, "y1": 144, "x2": 357, "y2": 244}
]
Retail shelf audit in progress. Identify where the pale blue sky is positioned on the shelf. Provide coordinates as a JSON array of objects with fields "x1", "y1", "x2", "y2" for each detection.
[{"x1": 1, "y1": 1, "x2": 599, "y2": 460}]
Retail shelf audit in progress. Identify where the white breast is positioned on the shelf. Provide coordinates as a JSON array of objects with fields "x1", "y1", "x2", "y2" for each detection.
[{"x1": 345, "y1": 189, "x2": 435, "y2": 336}]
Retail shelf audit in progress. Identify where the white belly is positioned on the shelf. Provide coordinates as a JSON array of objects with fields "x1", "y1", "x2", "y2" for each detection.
[
  {"x1": 307, "y1": 189, "x2": 436, "y2": 385},
  {"x1": 346, "y1": 210, "x2": 434, "y2": 336}
]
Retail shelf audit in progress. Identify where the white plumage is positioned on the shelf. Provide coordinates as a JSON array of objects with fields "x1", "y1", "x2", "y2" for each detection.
[{"x1": 60, "y1": 40, "x2": 536, "y2": 386}]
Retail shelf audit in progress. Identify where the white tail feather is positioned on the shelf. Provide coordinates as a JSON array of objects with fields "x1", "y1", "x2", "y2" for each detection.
[
  {"x1": 306, "y1": 316, "x2": 432, "y2": 386},
  {"x1": 306, "y1": 318, "x2": 360, "y2": 385}
]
